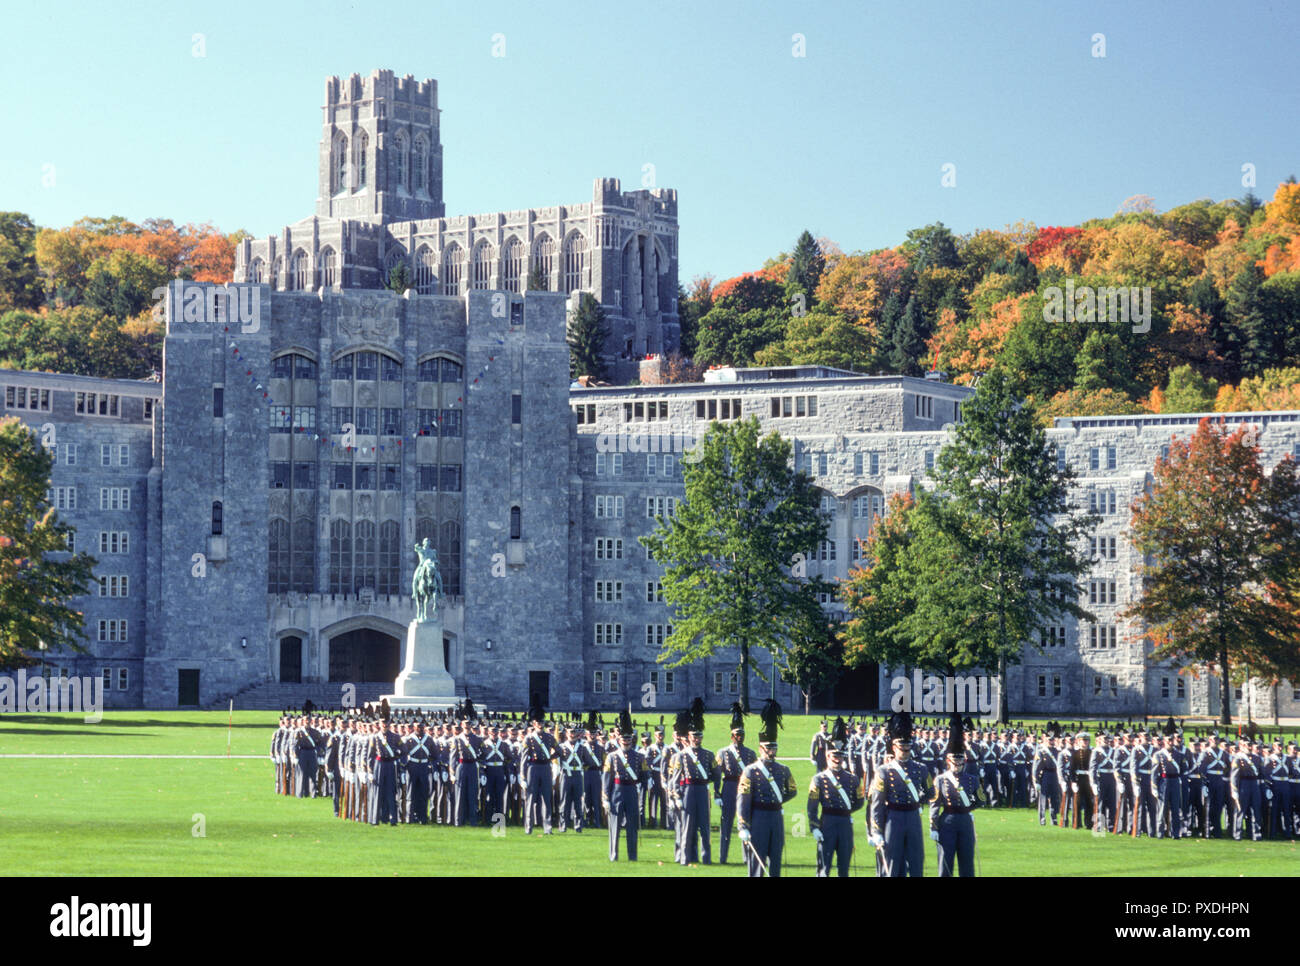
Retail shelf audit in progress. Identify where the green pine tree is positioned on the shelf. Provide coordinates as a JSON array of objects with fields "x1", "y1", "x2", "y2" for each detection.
[
  {"x1": 567, "y1": 293, "x2": 610, "y2": 380},
  {"x1": 385, "y1": 261, "x2": 412, "y2": 293},
  {"x1": 786, "y1": 230, "x2": 825, "y2": 304}
]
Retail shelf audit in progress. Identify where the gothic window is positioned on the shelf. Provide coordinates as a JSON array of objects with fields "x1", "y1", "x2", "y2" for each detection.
[
  {"x1": 355, "y1": 130, "x2": 368, "y2": 188},
  {"x1": 354, "y1": 520, "x2": 376, "y2": 591},
  {"x1": 416, "y1": 517, "x2": 436, "y2": 549},
  {"x1": 383, "y1": 248, "x2": 407, "y2": 290},
  {"x1": 441, "y1": 243, "x2": 464, "y2": 296},
  {"x1": 249, "y1": 257, "x2": 265, "y2": 284},
  {"x1": 502, "y1": 237, "x2": 523, "y2": 293},
  {"x1": 271, "y1": 256, "x2": 282, "y2": 291},
  {"x1": 319, "y1": 247, "x2": 337, "y2": 288},
  {"x1": 563, "y1": 232, "x2": 586, "y2": 294},
  {"x1": 378, "y1": 520, "x2": 401, "y2": 595},
  {"x1": 290, "y1": 249, "x2": 310, "y2": 291},
  {"x1": 329, "y1": 520, "x2": 351, "y2": 594},
  {"x1": 291, "y1": 517, "x2": 314, "y2": 593},
  {"x1": 472, "y1": 240, "x2": 493, "y2": 290},
  {"x1": 531, "y1": 234, "x2": 554, "y2": 290},
  {"x1": 393, "y1": 130, "x2": 409, "y2": 191},
  {"x1": 333, "y1": 133, "x2": 348, "y2": 193},
  {"x1": 440, "y1": 520, "x2": 462, "y2": 596},
  {"x1": 412, "y1": 136, "x2": 428, "y2": 193},
  {"x1": 414, "y1": 245, "x2": 435, "y2": 294},
  {"x1": 510, "y1": 505, "x2": 522, "y2": 540},
  {"x1": 269, "y1": 518, "x2": 290, "y2": 593}
]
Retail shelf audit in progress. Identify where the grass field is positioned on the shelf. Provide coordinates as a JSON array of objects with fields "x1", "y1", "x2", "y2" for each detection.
[{"x1": 1, "y1": 711, "x2": 1296, "y2": 876}]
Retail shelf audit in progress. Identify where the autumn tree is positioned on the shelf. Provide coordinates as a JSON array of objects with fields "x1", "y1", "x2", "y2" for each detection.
[
  {"x1": 0, "y1": 418, "x2": 97, "y2": 667},
  {"x1": 1124, "y1": 418, "x2": 1300, "y2": 724}
]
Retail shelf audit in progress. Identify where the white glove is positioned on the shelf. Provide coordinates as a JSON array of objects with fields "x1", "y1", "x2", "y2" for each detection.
[
  {"x1": 480, "y1": 773, "x2": 487, "y2": 786},
  {"x1": 930, "y1": 830, "x2": 940, "y2": 842},
  {"x1": 509, "y1": 774, "x2": 517, "y2": 785},
  {"x1": 812, "y1": 828, "x2": 824, "y2": 843},
  {"x1": 1071, "y1": 783, "x2": 1078, "y2": 794},
  {"x1": 714, "y1": 797, "x2": 722, "y2": 809},
  {"x1": 739, "y1": 828, "x2": 751, "y2": 844},
  {"x1": 868, "y1": 834, "x2": 884, "y2": 849},
  {"x1": 1266, "y1": 789, "x2": 1273, "y2": 800}
]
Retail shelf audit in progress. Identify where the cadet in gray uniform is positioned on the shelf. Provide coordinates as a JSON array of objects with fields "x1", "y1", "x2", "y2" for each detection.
[
  {"x1": 737, "y1": 700, "x2": 798, "y2": 877},
  {"x1": 930, "y1": 714, "x2": 982, "y2": 877},
  {"x1": 715, "y1": 703, "x2": 756, "y2": 864},
  {"x1": 808, "y1": 717, "x2": 863, "y2": 877},
  {"x1": 867, "y1": 711, "x2": 934, "y2": 877}
]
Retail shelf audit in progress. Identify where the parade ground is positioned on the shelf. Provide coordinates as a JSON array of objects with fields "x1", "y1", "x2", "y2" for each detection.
[{"x1": 1, "y1": 711, "x2": 1296, "y2": 877}]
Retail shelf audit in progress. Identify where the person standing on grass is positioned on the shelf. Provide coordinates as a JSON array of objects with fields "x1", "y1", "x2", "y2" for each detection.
[
  {"x1": 930, "y1": 714, "x2": 983, "y2": 877},
  {"x1": 737, "y1": 700, "x2": 798, "y2": 877},
  {"x1": 715, "y1": 704, "x2": 756, "y2": 864},
  {"x1": 1032, "y1": 733, "x2": 1061, "y2": 826},
  {"x1": 602, "y1": 708, "x2": 647, "y2": 861},
  {"x1": 867, "y1": 710, "x2": 933, "y2": 877},
  {"x1": 807, "y1": 718, "x2": 863, "y2": 877}
]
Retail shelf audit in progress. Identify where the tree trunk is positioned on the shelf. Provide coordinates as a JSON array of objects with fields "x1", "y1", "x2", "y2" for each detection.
[
  {"x1": 998, "y1": 653, "x2": 1009, "y2": 725},
  {"x1": 740, "y1": 639, "x2": 750, "y2": 714},
  {"x1": 1219, "y1": 643, "x2": 1231, "y2": 727}
]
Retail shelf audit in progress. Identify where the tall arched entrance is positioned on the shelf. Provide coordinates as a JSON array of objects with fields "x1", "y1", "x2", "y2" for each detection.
[{"x1": 328, "y1": 627, "x2": 402, "y2": 682}]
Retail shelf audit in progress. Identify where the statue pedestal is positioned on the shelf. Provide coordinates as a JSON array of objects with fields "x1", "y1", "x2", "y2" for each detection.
[{"x1": 381, "y1": 618, "x2": 457, "y2": 711}]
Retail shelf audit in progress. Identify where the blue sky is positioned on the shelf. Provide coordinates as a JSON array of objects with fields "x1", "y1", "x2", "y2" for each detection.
[{"x1": 2, "y1": 0, "x2": 1296, "y2": 281}]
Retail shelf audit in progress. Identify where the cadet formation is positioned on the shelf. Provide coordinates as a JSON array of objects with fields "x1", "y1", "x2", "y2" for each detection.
[{"x1": 270, "y1": 704, "x2": 1299, "y2": 875}]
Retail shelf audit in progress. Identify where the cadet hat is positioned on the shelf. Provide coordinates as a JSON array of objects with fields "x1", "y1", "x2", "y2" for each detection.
[
  {"x1": 758, "y1": 699, "x2": 783, "y2": 747},
  {"x1": 829, "y1": 717, "x2": 848, "y2": 757},
  {"x1": 887, "y1": 710, "x2": 914, "y2": 747},
  {"x1": 673, "y1": 708, "x2": 691, "y2": 739},
  {"x1": 945, "y1": 713, "x2": 966, "y2": 759},
  {"x1": 688, "y1": 696, "x2": 706, "y2": 735},
  {"x1": 729, "y1": 701, "x2": 746, "y2": 735}
]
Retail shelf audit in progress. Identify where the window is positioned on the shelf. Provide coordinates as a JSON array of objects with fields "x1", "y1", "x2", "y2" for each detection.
[
  {"x1": 211, "y1": 501, "x2": 223, "y2": 536},
  {"x1": 595, "y1": 623, "x2": 623, "y2": 645},
  {"x1": 331, "y1": 406, "x2": 355, "y2": 435},
  {"x1": 853, "y1": 452, "x2": 863, "y2": 475},
  {"x1": 394, "y1": 130, "x2": 409, "y2": 190},
  {"x1": 441, "y1": 244, "x2": 464, "y2": 296},
  {"x1": 412, "y1": 136, "x2": 428, "y2": 192},
  {"x1": 574, "y1": 403, "x2": 596, "y2": 425},
  {"x1": 595, "y1": 538, "x2": 623, "y2": 560},
  {"x1": 1176, "y1": 678, "x2": 1186, "y2": 699},
  {"x1": 290, "y1": 250, "x2": 310, "y2": 291},
  {"x1": 334, "y1": 465, "x2": 353, "y2": 490},
  {"x1": 50, "y1": 486, "x2": 76, "y2": 510},
  {"x1": 608, "y1": 670, "x2": 620, "y2": 693},
  {"x1": 64, "y1": 443, "x2": 77, "y2": 465},
  {"x1": 268, "y1": 518, "x2": 290, "y2": 593},
  {"x1": 439, "y1": 410, "x2": 462, "y2": 437},
  {"x1": 510, "y1": 506, "x2": 522, "y2": 540},
  {"x1": 596, "y1": 453, "x2": 623, "y2": 476},
  {"x1": 98, "y1": 574, "x2": 129, "y2": 598},
  {"x1": 1089, "y1": 446, "x2": 1118, "y2": 471},
  {"x1": 816, "y1": 539, "x2": 837, "y2": 562},
  {"x1": 594, "y1": 671, "x2": 604, "y2": 693},
  {"x1": 414, "y1": 246, "x2": 436, "y2": 295},
  {"x1": 728, "y1": 672, "x2": 739, "y2": 695},
  {"x1": 354, "y1": 130, "x2": 368, "y2": 187},
  {"x1": 293, "y1": 463, "x2": 315, "y2": 489},
  {"x1": 99, "y1": 531, "x2": 129, "y2": 555},
  {"x1": 117, "y1": 668, "x2": 128, "y2": 691},
  {"x1": 439, "y1": 465, "x2": 462, "y2": 492},
  {"x1": 502, "y1": 237, "x2": 524, "y2": 293},
  {"x1": 713, "y1": 672, "x2": 724, "y2": 694},
  {"x1": 98, "y1": 487, "x2": 129, "y2": 511},
  {"x1": 354, "y1": 408, "x2": 377, "y2": 436},
  {"x1": 817, "y1": 453, "x2": 828, "y2": 476},
  {"x1": 381, "y1": 464, "x2": 400, "y2": 491},
  {"x1": 924, "y1": 451, "x2": 935, "y2": 472},
  {"x1": 103, "y1": 668, "x2": 112, "y2": 689},
  {"x1": 1161, "y1": 677, "x2": 1170, "y2": 699},
  {"x1": 1090, "y1": 490, "x2": 1117, "y2": 515},
  {"x1": 595, "y1": 580, "x2": 623, "y2": 603},
  {"x1": 1090, "y1": 536, "x2": 1118, "y2": 560},
  {"x1": 1037, "y1": 675, "x2": 1047, "y2": 697},
  {"x1": 820, "y1": 494, "x2": 835, "y2": 518},
  {"x1": 319, "y1": 248, "x2": 337, "y2": 288},
  {"x1": 852, "y1": 495, "x2": 883, "y2": 519},
  {"x1": 4, "y1": 386, "x2": 51, "y2": 411},
  {"x1": 1053, "y1": 675, "x2": 1061, "y2": 698},
  {"x1": 380, "y1": 356, "x2": 402, "y2": 382},
  {"x1": 380, "y1": 408, "x2": 402, "y2": 437},
  {"x1": 646, "y1": 580, "x2": 663, "y2": 602},
  {"x1": 1055, "y1": 444, "x2": 1067, "y2": 473},
  {"x1": 646, "y1": 496, "x2": 677, "y2": 519},
  {"x1": 531, "y1": 234, "x2": 555, "y2": 290},
  {"x1": 271, "y1": 462, "x2": 291, "y2": 489},
  {"x1": 1088, "y1": 580, "x2": 1118, "y2": 605},
  {"x1": 1088, "y1": 624, "x2": 1118, "y2": 649},
  {"x1": 97, "y1": 620, "x2": 128, "y2": 642},
  {"x1": 914, "y1": 395, "x2": 933, "y2": 419},
  {"x1": 75, "y1": 392, "x2": 120, "y2": 417},
  {"x1": 354, "y1": 465, "x2": 376, "y2": 490},
  {"x1": 596, "y1": 495, "x2": 624, "y2": 519},
  {"x1": 770, "y1": 395, "x2": 817, "y2": 418},
  {"x1": 1093, "y1": 675, "x2": 1102, "y2": 697},
  {"x1": 851, "y1": 539, "x2": 868, "y2": 563},
  {"x1": 354, "y1": 352, "x2": 378, "y2": 381},
  {"x1": 511, "y1": 393, "x2": 522, "y2": 425},
  {"x1": 1039, "y1": 626, "x2": 1066, "y2": 648}
]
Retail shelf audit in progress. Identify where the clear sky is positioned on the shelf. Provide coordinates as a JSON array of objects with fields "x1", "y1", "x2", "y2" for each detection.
[{"x1": 2, "y1": 0, "x2": 1296, "y2": 282}]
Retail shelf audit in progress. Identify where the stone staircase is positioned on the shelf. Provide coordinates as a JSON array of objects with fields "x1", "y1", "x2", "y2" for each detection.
[{"x1": 209, "y1": 679, "x2": 480, "y2": 712}]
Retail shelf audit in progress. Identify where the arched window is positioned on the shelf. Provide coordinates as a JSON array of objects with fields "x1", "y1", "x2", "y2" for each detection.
[
  {"x1": 440, "y1": 520, "x2": 462, "y2": 596},
  {"x1": 355, "y1": 130, "x2": 369, "y2": 188},
  {"x1": 509, "y1": 505, "x2": 521, "y2": 540},
  {"x1": 378, "y1": 521, "x2": 401, "y2": 595},
  {"x1": 414, "y1": 245, "x2": 436, "y2": 295},
  {"x1": 329, "y1": 520, "x2": 351, "y2": 594},
  {"x1": 384, "y1": 248, "x2": 407, "y2": 290},
  {"x1": 502, "y1": 237, "x2": 523, "y2": 293},
  {"x1": 249, "y1": 257, "x2": 265, "y2": 284},
  {"x1": 271, "y1": 256, "x2": 283, "y2": 291},
  {"x1": 472, "y1": 240, "x2": 494, "y2": 290},
  {"x1": 291, "y1": 249, "x2": 310, "y2": 291},
  {"x1": 268, "y1": 518, "x2": 290, "y2": 593},
  {"x1": 291, "y1": 517, "x2": 314, "y2": 593},
  {"x1": 531, "y1": 234, "x2": 555, "y2": 291},
  {"x1": 393, "y1": 130, "x2": 409, "y2": 191},
  {"x1": 354, "y1": 520, "x2": 376, "y2": 590},
  {"x1": 563, "y1": 232, "x2": 586, "y2": 294},
  {"x1": 211, "y1": 501, "x2": 223, "y2": 536},
  {"x1": 412, "y1": 136, "x2": 428, "y2": 193},
  {"x1": 319, "y1": 247, "x2": 337, "y2": 288},
  {"x1": 441, "y1": 243, "x2": 463, "y2": 296},
  {"x1": 333, "y1": 133, "x2": 348, "y2": 193}
]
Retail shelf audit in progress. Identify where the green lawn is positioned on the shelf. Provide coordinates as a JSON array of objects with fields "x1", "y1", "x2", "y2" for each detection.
[{"x1": 0, "y1": 711, "x2": 1295, "y2": 876}]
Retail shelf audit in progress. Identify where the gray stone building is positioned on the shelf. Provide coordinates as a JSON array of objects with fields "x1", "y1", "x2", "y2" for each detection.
[{"x1": 8, "y1": 68, "x2": 1300, "y2": 717}]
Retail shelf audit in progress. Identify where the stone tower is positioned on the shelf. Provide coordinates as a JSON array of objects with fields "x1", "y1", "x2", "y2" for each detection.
[{"x1": 317, "y1": 69, "x2": 445, "y2": 224}]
